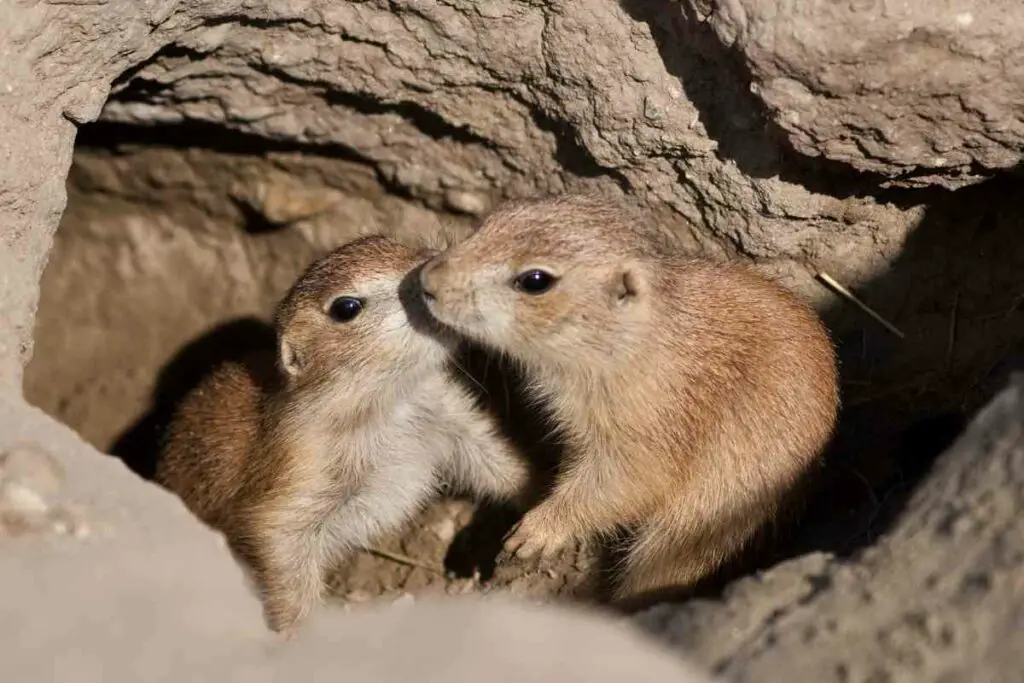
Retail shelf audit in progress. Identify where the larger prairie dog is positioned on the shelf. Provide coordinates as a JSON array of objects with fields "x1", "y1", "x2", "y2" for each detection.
[
  {"x1": 155, "y1": 235, "x2": 530, "y2": 632},
  {"x1": 419, "y1": 195, "x2": 839, "y2": 604}
]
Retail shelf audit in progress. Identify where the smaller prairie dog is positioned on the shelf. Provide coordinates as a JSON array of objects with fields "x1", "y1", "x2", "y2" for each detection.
[
  {"x1": 419, "y1": 195, "x2": 839, "y2": 603},
  {"x1": 155, "y1": 235, "x2": 530, "y2": 632}
]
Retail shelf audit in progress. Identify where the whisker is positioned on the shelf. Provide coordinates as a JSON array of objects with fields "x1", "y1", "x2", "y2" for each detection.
[
  {"x1": 450, "y1": 356, "x2": 489, "y2": 397},
  {"x1": 500, "y1": 361, "x2": 512, "y2": 411}
]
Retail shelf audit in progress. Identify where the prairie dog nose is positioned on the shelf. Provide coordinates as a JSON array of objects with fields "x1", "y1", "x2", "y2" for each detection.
[{"x1": 419, "y1": 257, "x2": 446, "y2": 301}]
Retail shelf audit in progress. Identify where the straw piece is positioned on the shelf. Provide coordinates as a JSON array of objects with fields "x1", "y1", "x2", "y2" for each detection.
[
  {"x1": 361, "y1": 547, "x2": 446, "y2": 575},
  {"x1": 816, "y1": 271, "x2": 906, "y2": 340}
]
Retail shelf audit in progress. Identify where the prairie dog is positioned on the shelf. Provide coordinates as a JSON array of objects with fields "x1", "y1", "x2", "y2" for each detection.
[
  {"x1": 419, "y1": 195, "x2": 839, "y2": 603},
  {"x1": 155, "y1": 235, "x2": 530, "y2": 632}
]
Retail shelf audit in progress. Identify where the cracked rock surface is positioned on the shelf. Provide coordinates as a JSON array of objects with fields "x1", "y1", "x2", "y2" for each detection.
[
  {"x1": 690, "y1": 0, "x2": 1024, "y2": 188},
  {"x1": 637, "y1": 374, "x2": 1024, "y2": 682}
]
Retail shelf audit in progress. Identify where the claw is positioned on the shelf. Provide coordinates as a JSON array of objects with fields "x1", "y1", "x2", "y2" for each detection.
[{"x1": 499, "y1": 510, "x2": 572, "y2": 563}]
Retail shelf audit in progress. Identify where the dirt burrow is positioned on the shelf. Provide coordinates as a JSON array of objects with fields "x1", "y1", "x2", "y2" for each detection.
[
  {"x1": 16, "y1": 0, "x2": 1024, "y2": 615},
  {"x1": 23, "y1": 128, "x2": 1024, "y2": 612}
]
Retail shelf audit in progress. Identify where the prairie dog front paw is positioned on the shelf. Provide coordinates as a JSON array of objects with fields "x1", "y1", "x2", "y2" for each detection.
[{"x1": 501, "y1": 506, "x2": 573, "y2": 561}]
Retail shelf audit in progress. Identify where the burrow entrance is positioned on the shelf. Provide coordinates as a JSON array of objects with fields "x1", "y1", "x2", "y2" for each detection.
[{"x1": 23, "y1": 115, "x2": 1024, "y2": 609}]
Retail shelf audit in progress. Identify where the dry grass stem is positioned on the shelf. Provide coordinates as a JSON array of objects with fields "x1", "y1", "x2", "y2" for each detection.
[
  {"x1": 361, "y1": 547, "x2": 446, "y2": 575},
  {"x1": 817, "y1": 271, "x2": 906, "y2": 340}
]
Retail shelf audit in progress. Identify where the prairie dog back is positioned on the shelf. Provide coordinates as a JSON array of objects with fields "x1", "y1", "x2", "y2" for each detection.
[{"x1": 155, "y1": 351, "x2": 276, "y2": 528}]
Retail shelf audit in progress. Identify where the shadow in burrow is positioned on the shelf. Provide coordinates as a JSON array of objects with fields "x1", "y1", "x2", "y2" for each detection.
[{"x1": 757, "y1": 167, "x2": 1024, "y2": 574}]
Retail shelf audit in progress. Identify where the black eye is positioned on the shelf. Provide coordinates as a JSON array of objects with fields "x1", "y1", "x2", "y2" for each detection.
[
  {"x1": 327, "y1": 296, "x2": 363, "y2": 322},
  {"x1": 513, "y1": 269, "x2": 557, "y2": 295}
]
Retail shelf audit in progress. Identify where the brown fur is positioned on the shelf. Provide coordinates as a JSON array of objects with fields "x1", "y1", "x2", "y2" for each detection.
[
  {"x1": 156, "y1": 235, "x2": 531, "y2": 632},
  {"x1": 154, "y1": 352, "x2": 277, "y2": 530},
  {"x1": 419, "y1": 194, "x2": 840, "y2": 603}
]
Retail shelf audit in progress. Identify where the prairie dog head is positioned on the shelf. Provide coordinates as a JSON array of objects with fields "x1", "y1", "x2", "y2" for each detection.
[
  {"x1": 275, "y1": 235, "x2": 449, "y2": 393},
  {"x1": 419, "y1": 195, "x2": 656, "y2": 367}
]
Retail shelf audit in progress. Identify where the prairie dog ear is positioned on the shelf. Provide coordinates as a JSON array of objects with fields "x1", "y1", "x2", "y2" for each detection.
[
  {"x1": 278, "y1": 335, "x2": 304, "y2": 379},
  {"x1": 610, "y1": 263, "x2": 647, "y2": 307}
]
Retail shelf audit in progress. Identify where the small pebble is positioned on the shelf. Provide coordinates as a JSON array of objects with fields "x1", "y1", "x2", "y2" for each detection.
[
  {"x1": 1, "y1": 482, "x2": 50, "y2": 515},
  {"x1": 443, "y1": 189, "x2": 490, "y2": 216},
  {"x1": 0, "y1": 444, "x2": 89, "y2": 539},
  {"x1": 344, "y1": 590, "x2": 373, "y2": 603},
  {"x1": 390, "y1": 593, "x2": 416, "y2": 609},
  {"x1": 0, "y1": 443, "x2": 64, "y2": 499}
]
